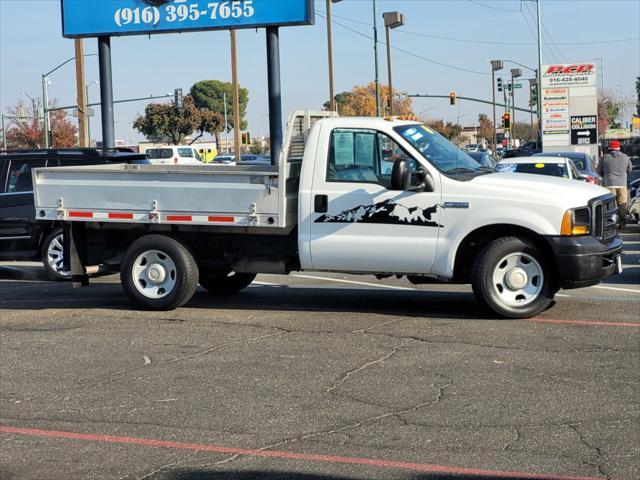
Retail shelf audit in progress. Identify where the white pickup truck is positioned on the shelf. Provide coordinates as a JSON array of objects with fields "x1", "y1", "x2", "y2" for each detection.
[{"x1": 33, "y1": 111, "x2": 622, "y2": 318}]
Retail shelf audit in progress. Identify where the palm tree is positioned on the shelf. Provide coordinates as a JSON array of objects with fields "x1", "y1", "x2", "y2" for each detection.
[{"x1": 636, "y1": 76, "x2": 640, "y2": 116}]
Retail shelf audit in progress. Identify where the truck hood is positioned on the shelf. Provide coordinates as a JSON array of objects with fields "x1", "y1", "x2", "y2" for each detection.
[{"x1": 468, "y1": 172, "x2": 610, "y2": 209}]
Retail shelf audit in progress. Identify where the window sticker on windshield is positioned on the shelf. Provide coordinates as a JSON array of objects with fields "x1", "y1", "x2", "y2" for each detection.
[
  {"x1": 410, "y1": 132, "x2": 424, "y2": 141},
  {"x1": 404, "y1": 128, "x2": 417, "y2": 136},
  {"x1": 496, "y1": 163, "x2": 516, "y2": 172},
  {"x1": 535, "y1": 163, "x2": 545, "y2": 169}
]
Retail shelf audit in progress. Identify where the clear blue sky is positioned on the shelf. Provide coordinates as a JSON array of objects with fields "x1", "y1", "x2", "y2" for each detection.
[{"x1": 1, "y1": 0, "x2": 639, "y2": 144}]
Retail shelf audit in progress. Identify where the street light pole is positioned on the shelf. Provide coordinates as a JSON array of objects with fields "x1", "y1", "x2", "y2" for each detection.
[
  {"x1": 223, "y1": 91, "x2": 229, "y2": 154},
  {"x1": 490, "y1": 60, "x2": 503, "y2": 153},
  {"x1": 372, "y1": 0, "x2": 380, "y2": 117},
  {"x1": 511, "y1": 68, "x2": 522, "y2": 147},
  {"x1": 41, "y1": 53, "x2": 98, "y2": 150},
  {"x1": 383, "y1": 11, "x2": 404, "y2": 116},
  {"x1": 86, "y1": 81, "x2": 98, "y2": 147},
  {"x1": 42, "y1": 75, "x2": 51, "y2": 148}
]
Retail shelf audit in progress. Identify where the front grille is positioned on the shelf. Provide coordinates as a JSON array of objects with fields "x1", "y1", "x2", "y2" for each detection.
[{"x1": 592, "y1": 196, "x2": 617, "y2": 243}]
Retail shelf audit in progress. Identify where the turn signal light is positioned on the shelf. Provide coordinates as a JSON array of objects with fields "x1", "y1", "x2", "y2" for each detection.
[{"x1": 561, "y1": 208, "x2": 591, "y2": 236}]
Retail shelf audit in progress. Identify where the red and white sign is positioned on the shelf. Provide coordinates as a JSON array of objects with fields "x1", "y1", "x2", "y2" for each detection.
[{"x1": 542, "y1": 64, "x2": 596, "y2": 88}]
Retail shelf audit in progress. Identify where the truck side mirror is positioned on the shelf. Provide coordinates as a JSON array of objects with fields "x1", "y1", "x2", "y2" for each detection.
[
  {"x1": 391, "y1": 158, "x2": 411, "y2": 190},
  {"x1": 392, "y1": 159, "x2": 434, "y2": 192}
]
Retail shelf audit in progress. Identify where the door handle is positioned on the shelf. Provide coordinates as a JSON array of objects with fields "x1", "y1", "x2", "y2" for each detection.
[{"x1": 314, "y1": 194, "x2": 328, "y2": 213}]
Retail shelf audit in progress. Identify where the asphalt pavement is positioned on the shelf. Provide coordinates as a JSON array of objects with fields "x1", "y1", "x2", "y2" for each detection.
[{"x1": 1, "y1": 227, "x2": 639, "y2": 480}]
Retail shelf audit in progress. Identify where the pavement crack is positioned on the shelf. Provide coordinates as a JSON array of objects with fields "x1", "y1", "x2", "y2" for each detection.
[
  {"x1": 326, "y1": 343, "x2": 402, "y2": 393},
  {"x1": 569, "y1": 424, "x2": 609, "y2": 479}
]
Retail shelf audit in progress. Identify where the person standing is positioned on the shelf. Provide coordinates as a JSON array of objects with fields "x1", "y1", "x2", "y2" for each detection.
[{"x1": 598, "y1": 140, "x2": 633, "y2": 228}]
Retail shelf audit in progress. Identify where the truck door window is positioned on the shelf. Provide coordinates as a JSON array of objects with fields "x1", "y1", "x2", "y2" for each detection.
[{"x1": 327, "y1": 129, "x2": 408, "y2": 188}]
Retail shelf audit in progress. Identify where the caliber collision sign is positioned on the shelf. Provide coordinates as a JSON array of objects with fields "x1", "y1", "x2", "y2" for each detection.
[
  {"x1": 571, "y1": 116, "x2": 597, "y2": 145},
  {"x1": 61, "y1": 0, "x2": 314, "y2": 37}
]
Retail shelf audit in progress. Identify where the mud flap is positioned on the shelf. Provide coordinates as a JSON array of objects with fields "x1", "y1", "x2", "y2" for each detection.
[{"x1": 63, "y1": 222, "x2": 89, "y2": 288}]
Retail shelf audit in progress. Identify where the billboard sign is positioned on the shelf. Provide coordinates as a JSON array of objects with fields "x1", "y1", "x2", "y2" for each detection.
[
  {"x1": 61, "y1": 0, "x2": 314, "y2": 38},
  {"x1": 542, "y1": 63, "x2": 596, "y2": 88},
  {"x1": 541, "y1": 63, "x2": 598, "y2": 155}
]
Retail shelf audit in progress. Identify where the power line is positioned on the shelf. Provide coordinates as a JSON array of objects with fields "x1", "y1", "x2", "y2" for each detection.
[
  {"x1": 468, "y1": 0, "x2": 521, "y2": 12},
  {"x1": 328, "y1": 11, "x2": 639, "y2": 46},
  {"x1": 316, "y1": 12, "x2": 490, "y2": 76},
  {"x1": 523, "y1": 1, "x2": 568, "y2": 63}
]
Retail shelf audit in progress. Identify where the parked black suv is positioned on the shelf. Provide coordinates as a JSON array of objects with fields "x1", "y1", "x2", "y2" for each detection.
[
  {"x1": 502, "y1": 141, "x2": 542, "y2": 159},
  {"x1": 0, "y1": 149, "x2": 148, "y2": 280}
]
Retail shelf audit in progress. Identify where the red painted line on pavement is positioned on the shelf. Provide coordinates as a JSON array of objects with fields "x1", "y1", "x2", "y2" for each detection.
[
  {"x1": 0, "y1": 425, "x2": 599, "y2": 480},
  {"x1": 529, "y1": 318, "x2": 640, "y2": 328}
]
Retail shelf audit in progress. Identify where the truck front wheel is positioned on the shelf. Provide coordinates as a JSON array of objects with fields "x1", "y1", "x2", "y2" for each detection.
[
  {"x1": 199, "y1": 269, "x2": 257, "y2": 294},
  {"x1": 121, "y1": 235, "x2": 199, "y2": 311},
  {"x1": 471, "y1": 236, "x2": 555, "y2": 318}
]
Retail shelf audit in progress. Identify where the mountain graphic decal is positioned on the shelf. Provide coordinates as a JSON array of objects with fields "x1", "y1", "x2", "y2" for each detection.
[{"x1": 315, "y1": 199, "x2": 442, "y2": 228}]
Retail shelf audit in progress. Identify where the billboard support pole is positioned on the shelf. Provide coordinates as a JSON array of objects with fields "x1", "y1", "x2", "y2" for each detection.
[
  {"x1": 266, "y1": 26, "x2": 282, "y2": 166},
  {"x1": 97, "y1": 36, "x2": 115, "y2": 151}
]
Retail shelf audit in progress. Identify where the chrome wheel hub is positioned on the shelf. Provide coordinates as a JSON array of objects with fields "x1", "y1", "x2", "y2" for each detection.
[
  {"x1": 492, "y1": 252, "x2": 544, "y2": 308},
  {"x1": 132, "y1": 250, "x2": 177, "y2": 299}
]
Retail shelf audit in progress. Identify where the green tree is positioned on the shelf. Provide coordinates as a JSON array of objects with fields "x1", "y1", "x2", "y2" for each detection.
[
  {"x1": 133, "y1": 96, "x2": 201, "y2": 145},
  {"x1": 477, "y1": 113, "x2": 493, "y2": 143},
  {"x1": 190, "y1": 80, "x2": 249, "y2": 148}
]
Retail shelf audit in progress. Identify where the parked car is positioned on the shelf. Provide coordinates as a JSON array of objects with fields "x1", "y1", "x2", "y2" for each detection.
[
  {"x1": 464, "y1": 144, "x2": 480, "y2": 152},
  {"x1": 533, "y1": 151, "x2": 602, "y2": 185},
  {"x1": 502, "y1": 141, "x2": 542, "y2": 159},
  {"x1": 212, "y1": 154, "x2": 235, "y2": 164},
  {"x1": 496, "y1": 156, "x2": 585, "y2": 181},
  {"x1": 0, "y1": 149, "x2": 149, "y2": 280},
  {"x1": 145, "y1": 145, "x2": 203, "y2": 165},
  {"x1": 466, "y1": 151, "x2": 498, "y2": 169}
]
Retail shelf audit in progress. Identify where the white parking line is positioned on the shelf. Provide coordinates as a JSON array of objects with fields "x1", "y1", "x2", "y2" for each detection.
[
  {"x1": 591, "y1": 285, "x2": 640, "y2": 294},
  {"x1": 292, "y1": 274, "x2": 417, "y2": 291}
]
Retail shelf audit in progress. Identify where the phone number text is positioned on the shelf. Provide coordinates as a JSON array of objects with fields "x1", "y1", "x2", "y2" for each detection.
[{"x1": 114, "y1": 1, "x2": 255, "y2": 28}]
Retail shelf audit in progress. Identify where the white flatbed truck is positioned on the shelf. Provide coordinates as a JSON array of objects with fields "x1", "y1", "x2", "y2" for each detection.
[{"x1": 33, "y1": 111, "x2": 623, "y2": 318}]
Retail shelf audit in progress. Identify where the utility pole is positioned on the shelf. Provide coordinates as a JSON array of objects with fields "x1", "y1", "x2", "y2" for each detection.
[
  {"x1": 372, "y1": 0, "x2": 380, "y2": 116},
  {"x1": 325, "y1": 0, "x2": 337, "y2": 113},
  {"x1": 511, "y1": 68, "x2": 522, "y2": 147},
  {"x1": 74, "y1": 39, "x2": 89, "y2": 147},
  {"x1": 536, "y1": 0, "x2": 543, "y2": 141},
  {"x1": 230, "y1": 29, "x2": 241, "y2": 161}
]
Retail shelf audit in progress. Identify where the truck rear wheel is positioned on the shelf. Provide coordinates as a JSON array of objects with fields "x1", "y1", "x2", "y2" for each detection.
[
  {"x1": 121, "y1": 235, "x2": 199, "y2": 311},
  {"x1": 42, "y1": 228, "x2": 71, "y2": 281},
  {"x1": 471, "y1": 236, "x2": 555, "y2": 319},
  {"x1": 199, "y1": 269, "x2": 257, "y2": 294}
]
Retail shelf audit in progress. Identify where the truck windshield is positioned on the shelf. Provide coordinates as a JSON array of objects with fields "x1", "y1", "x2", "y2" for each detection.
[{"x1": 394, "y1": 124, "x2": 485, "y2": 175}]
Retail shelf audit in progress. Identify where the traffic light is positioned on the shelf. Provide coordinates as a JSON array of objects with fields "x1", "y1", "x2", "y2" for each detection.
[
  {"x1": 174, "y1": 88, "x2": 183, "y2": 108},
  {"x1": 449, "y1": 92, "x2": 456, "y2": 106},
  {"x1": 529, "y1": 82, "x2": 538, "y2": 107},
  {"x1": 497, "y1": 77, "x2": 503, "y2": 92},
  {"x1": 502, "y1": 113, "x2": 511, "y2": 129},
  {"x1": 241, "y1": 132, "x2": 251, "y2": 145}
]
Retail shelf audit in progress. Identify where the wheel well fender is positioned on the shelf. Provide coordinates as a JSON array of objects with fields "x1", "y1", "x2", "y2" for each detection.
[{"x1": 452, "y1": 224, "x2": 557, "y2": 283}]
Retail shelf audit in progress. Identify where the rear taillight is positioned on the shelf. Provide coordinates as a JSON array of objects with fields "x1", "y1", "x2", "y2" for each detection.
[{"x1": 587, "y1": 176, "x2": 596, "y2": 184}]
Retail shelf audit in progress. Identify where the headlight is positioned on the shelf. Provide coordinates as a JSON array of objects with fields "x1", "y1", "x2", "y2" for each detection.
[{"x1": 561, "y1": 207, "x2": 591, "y2": 236}]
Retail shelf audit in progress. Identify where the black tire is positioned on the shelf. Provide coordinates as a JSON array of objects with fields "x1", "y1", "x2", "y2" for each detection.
[
  {"x1": 120, "y1": 235, "x2": 199, "y2": 311},
  {"x1": 471, "y1": 236, "x2": 556, "y2": 319},
  {"x1": 199, "y1": 269, "x2": 257, "y2": 294},
  {"x1": 41, "y1": 228, "x2": 71, "y2": 281}
]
